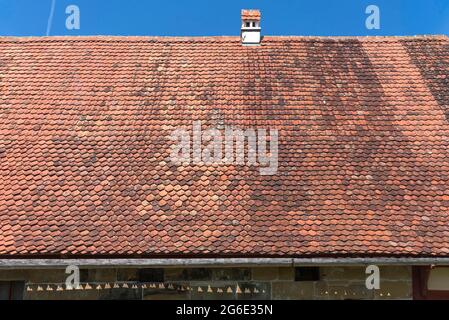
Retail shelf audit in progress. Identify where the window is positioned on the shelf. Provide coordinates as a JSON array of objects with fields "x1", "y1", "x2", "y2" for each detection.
[
  {"x1": 295, "y1": 267, "x2": 320, "y2": 281},
  {"x1": 80, "y1": 269, "x2": 88, "y2": 282},
  {"x1": 252, "y1": 22, "x2": 256, "y2": 27},
  {"x1": 0, "y1": 281, "x2": 25, "y2": 300},
  {"x1": 138, "y1": 268, "x2": 164, "y2": 282},
  {"x1": 413, "y1": 266, "x2": 449, "y2": 300},
  {"x1": 245, "y1": 22, "x2": 250, "y2": 27}
]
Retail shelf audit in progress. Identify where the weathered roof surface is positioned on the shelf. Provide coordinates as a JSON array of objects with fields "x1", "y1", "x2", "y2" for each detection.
[{"x1": 0, "y1": 35, "x2": 448, "y2": 257}]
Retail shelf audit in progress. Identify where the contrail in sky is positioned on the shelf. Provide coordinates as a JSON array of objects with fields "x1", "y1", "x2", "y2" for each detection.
[{"x1": 46, "y1": 0, "x2": 56, "y2": 36}]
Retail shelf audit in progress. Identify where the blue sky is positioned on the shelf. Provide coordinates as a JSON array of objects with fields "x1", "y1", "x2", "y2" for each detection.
[{"x1": 0, "y1": 0, "x2": 448, "y2": 37}]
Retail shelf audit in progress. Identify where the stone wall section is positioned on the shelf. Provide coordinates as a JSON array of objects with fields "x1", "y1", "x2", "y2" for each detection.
[{"x1": 0, "y1": 266, "x2": 412, "y2": 300}]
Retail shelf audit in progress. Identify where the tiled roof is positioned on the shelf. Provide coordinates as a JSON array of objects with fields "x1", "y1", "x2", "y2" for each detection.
[
  {"x1": 0, "y1": 35, "x2": 449, "y2": 257},
  {"x1": 241, "y1": 9, "x2": 261, "y2": 21}
]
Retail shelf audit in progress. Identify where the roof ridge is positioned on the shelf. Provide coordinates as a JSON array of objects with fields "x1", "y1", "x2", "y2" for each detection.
[{"x1": 0, "y1": 34, "x2": 446, "y2": 43}]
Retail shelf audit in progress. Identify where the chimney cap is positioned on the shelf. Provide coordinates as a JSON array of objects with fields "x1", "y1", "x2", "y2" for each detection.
[{"x1": 241, "y1": 9, "x2": 261, "y2": 21}]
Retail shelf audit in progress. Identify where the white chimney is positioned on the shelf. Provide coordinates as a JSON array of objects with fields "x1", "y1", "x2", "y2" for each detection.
[{"x1": 241, "y1": 9, "x2": 261, "y2": 45}]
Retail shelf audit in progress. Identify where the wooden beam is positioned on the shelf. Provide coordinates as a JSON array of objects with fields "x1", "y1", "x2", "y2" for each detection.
[
  {"x1": 0, "y1": 258, "x2": 294, "y2": 269},
  {"x1": 293, "y1": 257, "x2": 449, "y2": 266},
  {"x1": 1, "y1": 257, "x2": 449, "y2": 269}
]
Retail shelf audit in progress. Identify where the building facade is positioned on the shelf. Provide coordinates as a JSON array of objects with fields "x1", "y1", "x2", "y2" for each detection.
[
  {"x1": 0, "y1": 265, "x2": 413, "y2": 300},
  {"x1": 2, "y1": 261, "x2": 449, "y2": 300},
  {"x1": 1, "y1": 10, "x2": 449, "y2": 300}
]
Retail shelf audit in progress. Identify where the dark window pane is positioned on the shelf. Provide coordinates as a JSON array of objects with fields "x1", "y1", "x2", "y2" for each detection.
[
  {"x1": 138, "y1": 269, "x2": 164, "y2": 282},
  {"x1": 10, "y1": 282, "x2": 24, "y2": 300},
  {"x1": 181, "y1": 268, "x2": 212, "y2": 281},
  {"x1": 80, "y1": 269, "x2": 89, "y2": 282},
  {"x1": 0, "y1": 282, "x2": 10, "y2": 300},
  {"x1": 0, "y1": 281, "x2": 25, "y2": 300},
  {"x1": 295, "y1": 267, "x2": 320, "y2": 281}
]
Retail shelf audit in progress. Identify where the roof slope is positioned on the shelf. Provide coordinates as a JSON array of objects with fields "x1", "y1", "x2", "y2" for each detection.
[{"x1": 0, "y1": 36, "x2": 448, "y2": 257}]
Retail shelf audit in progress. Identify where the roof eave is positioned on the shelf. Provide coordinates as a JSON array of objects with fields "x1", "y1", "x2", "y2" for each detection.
[{"x1": 1, "y1": 257, "x2": 449, "y2": 269}]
